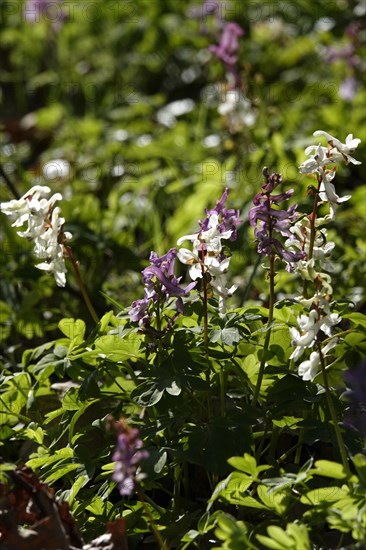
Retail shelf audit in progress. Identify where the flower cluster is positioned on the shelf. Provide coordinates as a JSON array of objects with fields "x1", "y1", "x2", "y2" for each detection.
[
  {"x1": 111, "y1": 419, "x2": 149, "y2": 497},
  {"x1": 1, "y1": 185, "x2": 71, "y2": 287},
  {"x1": 193, "y1": 1, "x2": 252, "y2": 131},
  {"x1": 289, "y1": 305, "x2": 340, "y2": 380},
  {"x1": 299, "y1": 131, "x2": 360, "y2": 218},
  {"x1": 289, "y1": 130, "x2": 361, "y2": 380},
  {"x1": 129, "y1": 248, "x2": 196, "y2": 327},
  {"x1": 248, "y1": 172, "x2": 306, "y2": 269},
  {"x1": 209, "y1": 22, "x2": 244, "y2": 73},
  {"x1": 177, "y1": 187, "x2": 241, "y2": 313}
]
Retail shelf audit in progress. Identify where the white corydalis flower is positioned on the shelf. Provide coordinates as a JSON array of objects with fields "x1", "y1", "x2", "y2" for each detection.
[
  {"x1": 290, "y1": 310, "x2": 320, "y2": 361},
  {"x1": 1, "y1": 185, "x2": 71, "y2": 287},
  {"x1": 299, "y1": 131, "x2": 361, "y2": 173},
  {"x1": 290, "y1": 309, "x2": 341, "y2": 363},
  {"x1": 0, "y1": 185, "x2": 51, "y2": 223},
  {"x1": 313, "y1": 131, "x2": 361, "y2": 165},
  {"x1": 177, "y1": 213, "x2": 236, "y2": 313},
  {"x1": 298, "y1": 340, "x2": 338, "y2": 381},
  {"x1": 318, "y1": 169, "x2": 351, "y2": 219},
  {"x1": 299, "y1": 144, "x2": 330, "y2": 174},
  {"x1": 299, "y1": 130, "x2": 360, "y2": 218},
  {"x1": 285, "y1": 218, "x2": 335, "y2": 270}
]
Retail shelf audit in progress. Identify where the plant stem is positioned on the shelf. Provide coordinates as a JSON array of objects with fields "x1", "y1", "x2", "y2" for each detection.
[
  {"x1": 0, "y1": 164, "x2": 20, "y2": 199},
  {"x1": 219, "y1": 366, "x2": 226, "y2": 417},
  {"x1": 242, "y1": 254, "x2": 262, "y2": 304},
  {"x1": 278, "y1": 440, "x2": 302, "y2": 464},
  {"x1": 268, "y1": 425, "x2": 280, "y2": 463},
  {"x1": 155, "y1": 298, "x2": 164, "y2": 362},
  {"x1": 303, "y1": 177, "x2": 321, "y2": 298},
  {"x1": 307, "y1": 190, "x2": 320, "y2": 262},
  {"x1": 294, "y1": 428, "x2": 304, "y2": 465},
  {"x1": 137, "y1": 488, "x2": 169, "y2": 550},
  {"x1": 64, "y1": 245, "x2": 99, "y2": 324},
  {"x1": 317, "y1": 342, "x2": 350, "y2": 476},
  {"x1": 251, "y1": 252, "x2": 275, "y2": 407},
  {"x1": 200, "y1": 240, "x2": 213, "y2": 418}
]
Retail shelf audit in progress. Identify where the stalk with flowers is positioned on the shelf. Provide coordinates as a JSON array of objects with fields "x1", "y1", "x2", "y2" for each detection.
[{"x1": 0, "y1": 185, "x2": 99, "y2": 323}]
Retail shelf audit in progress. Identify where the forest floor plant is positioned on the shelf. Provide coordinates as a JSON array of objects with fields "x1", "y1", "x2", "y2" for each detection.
[{"x1": 0, "y1": 131, "x2": 365, "y2": 549}]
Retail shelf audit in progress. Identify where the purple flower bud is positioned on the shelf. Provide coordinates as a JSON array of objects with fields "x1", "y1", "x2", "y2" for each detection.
[
  {"x1": 130, "y1": 248, "x2": 195, "y2": 325},
  {"x1": 249, "y1": 172, "x2": 306, "y2": 265},
  {"x1": 209, "y1": 22, "x2": 244, "y2": 67},
  {"x1": 129, "y1": 297, "x2": 150, "y2": 323},
  {"x1": 143, "y1": 265, "x2": 195, "y2": 299},
  {"x1": 112, "y1": 421, "x2": 149, "y2": 497},
  {"x1": 149, "y1": 248, "x2": 177, "y2": 277},
  {"x1": 200, "y1": 187, "x2": 242, "y2": 240}
]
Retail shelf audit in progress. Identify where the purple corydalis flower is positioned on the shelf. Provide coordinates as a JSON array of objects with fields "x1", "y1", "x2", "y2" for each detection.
[
  {"x1": 343, "y1": 359, "x2": 366, "y2": 437},
  {"x1": 249, "y1": 172, "x2": 306, "y2": 268},
  {"x1": 129, "y1": 298, "x2": 150, "y2": 323},
  {"x1": 142, "y1": 248, "x2": 196, "y2": 300},
  {"x1": 111, "y1": 419, "x2": 149, "y2": 497},
  {"x1": 129, "y1": 248, "x2": 195, "y2": 324},
  {"x1": 200, "y1": 187, "x2": 242, "y2": 241},
  {"x1": 209, "y1": 22, "x2": 244, "y2": 67}
]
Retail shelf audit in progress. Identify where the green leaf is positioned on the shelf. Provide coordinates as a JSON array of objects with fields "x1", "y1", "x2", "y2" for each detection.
[
  {"x1": 312, "y1": 460, "x2": 350, "y2": 480},
  {"x1": 300, "y1": 486, "x2": 348, "y2": 505},
  {"x1": 58, "y1": 318, "x2": 86, "y2": 343},
  {"x1": 342, "y1": 312, "x2": 366, "y2": 328},
  {"x1": 154, "y1": 451, "x2": 167, "y2": 474},
  {"x1": 79, "y1": 370, "x2": 100, "y2": 400},
  {"x1": 21, "y1": 426, "x2": 44, "y2": 445},
  {"x1": 165, "y1": 379, "x2": 181, "y2": 396},
  {"x1": 65, "y1": 474, "x2": 89, "y2": 506},
  {"x1": 352, "y1": 453, "x2": 366, "y2": 487},
  {"x1": 62, "y1": 387, "x2": 83, "y2": 411},
  {"x1": 133, "y1": 381, "x2": 165, "y2": 407},
  {"x1": 256, "y1": 523, "x2": 311, "y2": 550},
  {"x1": 0, "y1": 373, "x2": 32, "y2": 425},
  {"x1": 44, "y1": 462, "x2": 80, "y2": 484},
  {"x1": 344, "y1": 331, "x2": 366, "y2": 349},
  {"x1": 268, "y1": 525, "x2": 293, "y2": 547},
  {"x1": 221, "y1": 327, "x2": 240, "y2": 346},
  {"x1": 86, "y1": 495, "x2": 107, "y2": 516},
  {"x1": 218, "y1": 472, "x2": 262, "y2": 508},
  {"x1": 26, "y1": 447, "x2": 74, "y2": 470},
  {"x1": 228, "y1": 453, "x2": 269, "y2": 477},
  {"x1": 257, "y1": 485, "x2": 290, "y2": 515},
  {"x1": 98, "y1": 310, "x2": 116, "y2": 332},
  {"x1": 94, "y1": 334, "x2": 142, "y2": 361},
  {"x1": 286, "y1": 523, "x2": 310, "y2": 548}
]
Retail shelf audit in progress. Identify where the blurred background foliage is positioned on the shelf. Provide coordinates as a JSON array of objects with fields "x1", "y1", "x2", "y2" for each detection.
[{"x1": 0, "y1": 0, "x2": 365, "y2": 361}]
